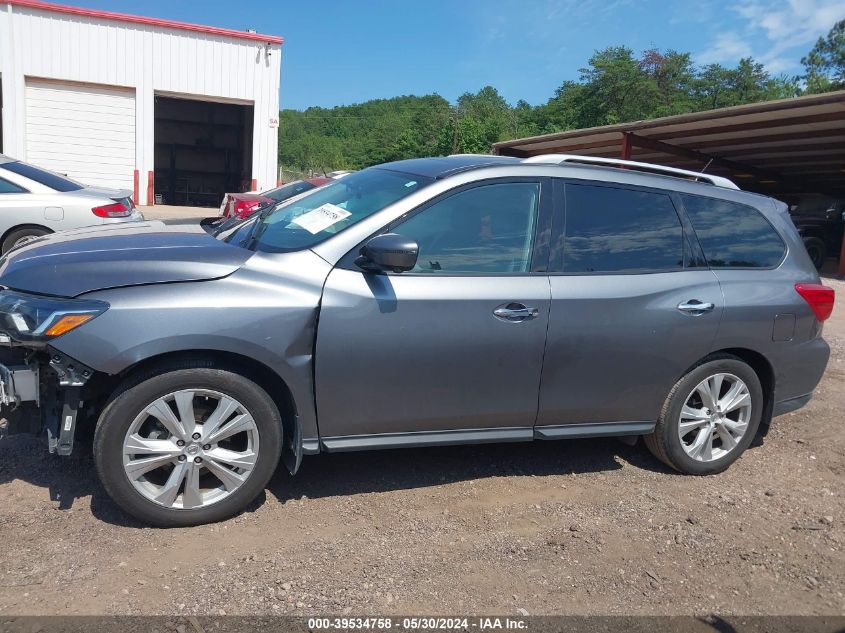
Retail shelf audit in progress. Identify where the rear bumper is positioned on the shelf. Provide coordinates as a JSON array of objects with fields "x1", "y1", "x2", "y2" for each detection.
[
  {"x1": 773, "y1": 393, "x2": 812, "y2": 417},
  {"x1": 102, "y1": 209, "x2": 145, "y2": 224},
  {"x1": 773, "y1": 336, "x2": 830, "y2": 404}
]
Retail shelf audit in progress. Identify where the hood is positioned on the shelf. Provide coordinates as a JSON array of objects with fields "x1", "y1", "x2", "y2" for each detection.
[{"x1": 0, "y1": 221, "x2": 252, "y2": 297}]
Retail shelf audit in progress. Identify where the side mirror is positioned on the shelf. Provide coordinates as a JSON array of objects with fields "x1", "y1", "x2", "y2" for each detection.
[{"x1": 355, "y1": 233, "x2": 418, "y2": 273}]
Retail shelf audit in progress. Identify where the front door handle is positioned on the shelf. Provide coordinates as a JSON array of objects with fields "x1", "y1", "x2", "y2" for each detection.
[
  {"x1": 677, "y1": 300, "x2": 715, "y2": 315},
  {"x1": 494, "y1": 303, "x2": 539, "y2": 322}
]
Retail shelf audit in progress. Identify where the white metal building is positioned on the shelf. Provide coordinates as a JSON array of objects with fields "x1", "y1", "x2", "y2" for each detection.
[{"x1": 0, "y1": 0, "x2": 282, "y2": 206}]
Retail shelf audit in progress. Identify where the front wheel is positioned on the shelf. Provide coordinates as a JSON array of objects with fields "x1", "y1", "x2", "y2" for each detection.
[
  {"x1": 644, "y1": 355, "x2": 763, "y2": 475},
  {"x1": 94, "y1": 365, "x2": 283, "y2": 527}
]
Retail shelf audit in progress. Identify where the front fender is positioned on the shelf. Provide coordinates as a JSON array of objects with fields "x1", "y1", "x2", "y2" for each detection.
[{"x1": 49, "y1": 252, "x2": 332, "y2": 444}]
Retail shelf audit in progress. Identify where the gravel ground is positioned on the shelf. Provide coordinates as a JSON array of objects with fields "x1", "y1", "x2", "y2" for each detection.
[{"x1": 0, "y1": 279, "x2": 843, "y2": 617}]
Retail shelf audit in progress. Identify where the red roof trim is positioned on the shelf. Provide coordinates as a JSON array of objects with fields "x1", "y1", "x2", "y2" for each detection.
[{"x1": 0, "y1": 0, "x2": 284, "y2": 44}]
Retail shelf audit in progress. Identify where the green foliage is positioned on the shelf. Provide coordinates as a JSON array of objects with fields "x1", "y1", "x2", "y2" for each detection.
[
  {"x1": 278, "y1": 94, "x2": 451, "y2": 173},
  {"x1": 278, "y1": 37, "x2": 833, "y2": 172},
  {"x1": 802, "y1": 19, "x2": 845, "y2": 92}
]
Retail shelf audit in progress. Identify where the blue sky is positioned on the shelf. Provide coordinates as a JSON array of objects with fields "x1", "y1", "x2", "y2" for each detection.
[{"x1": 71, "y1": 0, "x2": 842, "y2": 110}]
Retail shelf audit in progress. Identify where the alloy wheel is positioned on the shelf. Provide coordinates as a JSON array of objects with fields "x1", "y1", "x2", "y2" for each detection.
[
  {"x1": 121, "y1": 389, "x2": 260, "y2": 509},
  {"x1": 678, "y1": 373, "x2": 752, "y2": 462}
]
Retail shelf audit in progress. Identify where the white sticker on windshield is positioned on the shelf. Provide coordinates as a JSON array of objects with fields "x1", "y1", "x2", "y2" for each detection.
[{"x1": 291, "y1": 203, "x2": 352, "y2": 234}]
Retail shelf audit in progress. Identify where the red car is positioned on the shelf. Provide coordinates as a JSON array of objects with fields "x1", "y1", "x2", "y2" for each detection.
[{"x1": 219, "y1": 177, "x2": 332, "y2": 220}]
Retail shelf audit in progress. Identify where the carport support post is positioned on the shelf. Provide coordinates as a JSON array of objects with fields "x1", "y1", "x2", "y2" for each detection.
[{"x1": 620, "y1": 133, "x2": 633, "y2": 160}]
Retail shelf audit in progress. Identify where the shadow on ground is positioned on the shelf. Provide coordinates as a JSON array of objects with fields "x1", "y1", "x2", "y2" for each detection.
[{"x1": 0, "y1": 432, "x2": 680, "y2": 528}]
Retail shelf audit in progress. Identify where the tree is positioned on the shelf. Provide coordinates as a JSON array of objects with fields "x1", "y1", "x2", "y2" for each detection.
[
  {"x1": 694, "y1": 63, "x2": 736, "y2": 109},
  {"x1": 692, "y1": 58, "x2": 787, "y2": 109},
  {"x1": 575, "y1": 47, "x2": 660, "y2": 125},
  {"x1": 802, "y1": 19, "x2": 845, "y2": 92},
  {"x1": 640, "y1": 49, "x2": 697, "y2": 116},
  {"x1": 433, "y1": 86, "x2": 515, "y2": 154}
]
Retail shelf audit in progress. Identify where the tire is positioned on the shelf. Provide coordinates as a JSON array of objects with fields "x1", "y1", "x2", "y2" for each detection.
[
  {"x1": 94, "y1": 364, "x2": 283, "y2": 527},
  {"x1": 644, "y1": 355, "x2": 763, "y2": 475},
  {"x1": 803, "y1": 237, "x2": 826, "y2": 270},
  {"x1": 1, "y1": 226, "x2": 50, "y2": 254}
]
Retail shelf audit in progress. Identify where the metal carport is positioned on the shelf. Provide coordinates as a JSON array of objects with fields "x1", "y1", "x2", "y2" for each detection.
[{"x1": 493, "y1": 90, "x2": 845, "y2": 274}]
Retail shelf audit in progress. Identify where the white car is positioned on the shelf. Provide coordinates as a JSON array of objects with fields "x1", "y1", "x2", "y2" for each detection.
[{"x1": 0, "y1": 154, "x2": 145, "y2": 253}]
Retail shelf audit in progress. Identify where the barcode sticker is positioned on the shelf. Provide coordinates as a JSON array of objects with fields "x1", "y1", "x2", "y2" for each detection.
[{"x1": 291, "y1": 203, "x2": 351, "y2": 234}]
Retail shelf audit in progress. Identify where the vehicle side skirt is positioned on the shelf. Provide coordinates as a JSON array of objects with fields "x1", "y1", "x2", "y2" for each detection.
[{"x1": 320, "y1": 421, "x2": 655, "y2": 452}]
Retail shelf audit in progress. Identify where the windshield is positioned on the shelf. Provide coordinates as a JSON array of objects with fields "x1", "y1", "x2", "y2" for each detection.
[
  {"x1": 1, "y1": 161, "x2": 84, "y2": 192},
  {"x1": 226, "y1": 168, "x2": 432, "y2": 253}
]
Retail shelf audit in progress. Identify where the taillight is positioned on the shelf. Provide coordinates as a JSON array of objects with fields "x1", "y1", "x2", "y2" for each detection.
[
  {"x1": 92, "y1": 202, "x2": 130, "y2": 218},
  {"x1": 795, "y1": 283, "x2": 835, "y2": 321}
]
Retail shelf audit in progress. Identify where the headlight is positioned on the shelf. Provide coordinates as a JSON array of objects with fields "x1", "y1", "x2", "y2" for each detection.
[{"x1": 0, "y1": 290, "x2": 108, "y2": 346}]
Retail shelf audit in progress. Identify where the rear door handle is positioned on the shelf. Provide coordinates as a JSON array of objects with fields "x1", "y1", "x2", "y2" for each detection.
[
  {"x1": 677, "y1": 300, "x2": 715, "y2": 315},
  {"x1": 494, "y1": 303, "x2": 539, "y2": 322}
]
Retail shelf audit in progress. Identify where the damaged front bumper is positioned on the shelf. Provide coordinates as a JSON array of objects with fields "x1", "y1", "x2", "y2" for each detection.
[
  {"x1": 0, "y1": 348, "x2": 93, "y2": 455},
  {"x1": 0, "y1": 361, "x2": 39, "y2": 408}
]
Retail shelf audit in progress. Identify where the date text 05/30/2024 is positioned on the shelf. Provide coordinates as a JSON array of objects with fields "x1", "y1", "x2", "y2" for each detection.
[{"x1": 307, "y1": 617, "x2": 528, "y2": 630}]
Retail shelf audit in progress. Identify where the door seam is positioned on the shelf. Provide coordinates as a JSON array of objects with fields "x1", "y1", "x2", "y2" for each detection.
[{"x1": 532, "y1": 274, "x2": 553, "y2": 427}]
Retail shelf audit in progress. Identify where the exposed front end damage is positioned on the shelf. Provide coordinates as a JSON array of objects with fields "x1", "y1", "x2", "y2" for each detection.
[{"x1": 0, "y1": 346, "x2": 95, "y2": 456}]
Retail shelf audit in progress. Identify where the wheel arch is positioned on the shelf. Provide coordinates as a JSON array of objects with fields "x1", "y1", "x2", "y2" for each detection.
[
  {"x1": 1, "y1": 223, "x2": 53, "y2": 247},
  {"x1": 693, "y1": 347, "x2": 775, "y2": 430},
  {"x1": 103, "y1": 349, "x2": 302, "y2": 470}
]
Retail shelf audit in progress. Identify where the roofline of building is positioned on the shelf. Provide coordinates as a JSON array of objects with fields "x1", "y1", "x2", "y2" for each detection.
[
  {"x1": 492, "y1": 89, "x2": 845, "y2": 150},
  {"x1": 0, "y1": 0, "x2": 284, "y2": 44}
]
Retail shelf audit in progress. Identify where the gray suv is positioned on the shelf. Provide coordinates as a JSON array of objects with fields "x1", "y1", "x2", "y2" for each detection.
[{"x1": 0, "y1": 154, "x2": 833, "y2": 527}]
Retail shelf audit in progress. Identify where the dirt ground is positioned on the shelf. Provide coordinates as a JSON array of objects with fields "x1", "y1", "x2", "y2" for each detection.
[{"x1": 0, "y1": 279, "x2": 843, "y2": 618}]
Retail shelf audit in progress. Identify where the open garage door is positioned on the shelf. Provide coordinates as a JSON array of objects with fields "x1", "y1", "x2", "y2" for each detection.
[
  {"x1": 154, "y1": 95, "x2": 253, "y2": 207},
  {"x1": 25, "y1": 79, "x2": 135, "y2": 191}
]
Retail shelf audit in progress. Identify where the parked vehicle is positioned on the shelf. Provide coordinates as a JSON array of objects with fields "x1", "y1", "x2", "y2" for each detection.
[
  {"x1": 218, "y1": 178, "x2": 333, "y2": 221},
  {"x1": 0, "y1": 154, "x2": 144, "y2": 254},
  {"x1": 0, "y1": 154, "x2": 833, "y2": 527},
  {"x1": 789, "y1": 196, "x2": 845, "y2": 270}
]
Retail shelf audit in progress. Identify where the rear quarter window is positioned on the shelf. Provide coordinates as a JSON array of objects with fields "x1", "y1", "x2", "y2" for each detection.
[{"x1": 680, "y1": 194, "x2": 785, "y2": 268}]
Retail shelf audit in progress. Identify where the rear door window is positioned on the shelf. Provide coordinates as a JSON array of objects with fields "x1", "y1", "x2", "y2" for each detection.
[
  {"x1": 680, "y1": 194, "x2": 785, "y2": 268},
  {"x1": 557, "y1": 183, "x2": 685, "y2": 273}
]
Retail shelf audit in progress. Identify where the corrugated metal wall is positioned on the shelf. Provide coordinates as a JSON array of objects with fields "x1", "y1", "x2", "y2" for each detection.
[{"x1": 0, "y1": 3, "x2": 281, "y2": 204}]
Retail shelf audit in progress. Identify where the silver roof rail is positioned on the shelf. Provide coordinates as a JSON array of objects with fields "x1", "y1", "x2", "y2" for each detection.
[{"x1": 521, "y1": 153, "x2": 740, "y2": 190}]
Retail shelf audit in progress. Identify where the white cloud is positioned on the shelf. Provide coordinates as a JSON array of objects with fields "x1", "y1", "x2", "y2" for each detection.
[
  {"x1": 697, "y1": 0, "x2": 843, "y2": 72},
  {"x1": 734, "y1": 0, "x2": 841, "y2": 45},
  {"x1": 696, "y1": 32, "x2": 753, "y2": 65}
]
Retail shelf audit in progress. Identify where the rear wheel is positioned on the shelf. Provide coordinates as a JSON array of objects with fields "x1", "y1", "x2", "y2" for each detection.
[
  {"x1": 1, "y1": 226, "x2": 50, "y2": 253},
  {"x1": 803, "y1": 237, "x2": 827, "y2": 270},
  {"x1": 645, "y1": 355, "x2": 763, "y2": 475},
  {"x1": 94, "y1": 365, "x2": 282, "y2": 527}
]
